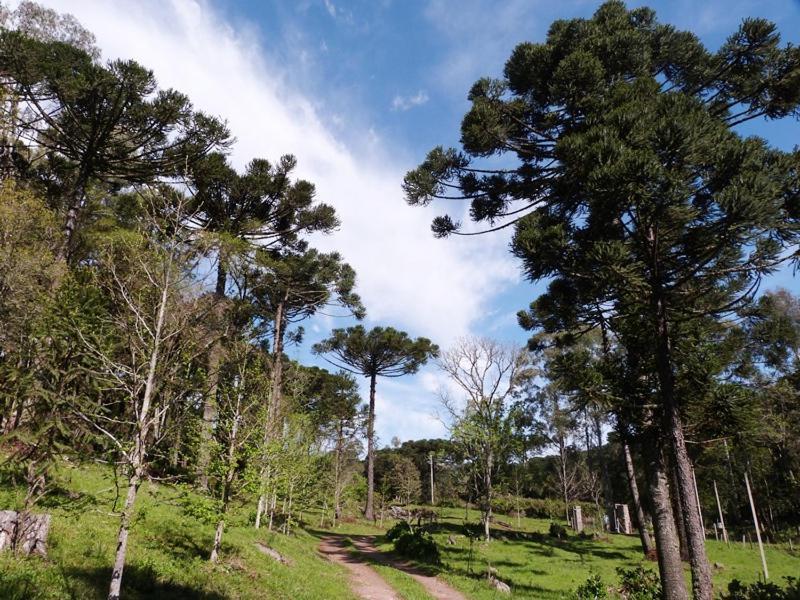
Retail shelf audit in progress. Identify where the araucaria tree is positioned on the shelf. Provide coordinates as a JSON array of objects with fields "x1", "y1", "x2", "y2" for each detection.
[
  {"x1": 313, "y1": 326, "x2": 438, "y2": 520},
  {"x1": 438, "y1": 336, "x2": 534, "y2": 540},
  {"x1": 404, "y1": 2, "x2": 800, "y2": 598}
]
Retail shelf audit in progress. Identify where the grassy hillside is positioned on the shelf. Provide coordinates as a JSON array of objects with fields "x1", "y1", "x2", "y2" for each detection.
[
  {"x1": 0, "y1": 462, "x2": 360, "y2": 600},
  {"x1": 2, "y1": 462, "x2": 799, "y2": 599}
]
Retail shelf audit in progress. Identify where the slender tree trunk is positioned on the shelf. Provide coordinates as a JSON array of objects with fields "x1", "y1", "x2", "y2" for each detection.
[
  {"x1": 653, "y1": 299, "x2": 713, "y2": 600},
  {"x1": 364, "y1": 373, "x2": 377, "y2": 521},
  {"x1": 211, "y1": 391, "x2": 241, "y2": 563},
  {"x1": 255, "y1": 293, "x2": 288, "y2": 524},
  {"x1": 334, "y1": 423, "x2": 343, "y2": 521},
  {"x1": 198, "y1": 262, "x2": 227, "y2": 490},
  {"x1": 595, "y1": 417, "x2": 615, "y2": 528},
  {"x1": 644, "y1": 442, "x2": 688, "y2": 600},
  {"x1": 484, "y1": 450, "x2": 493, "y2": 541},
  {"x1": 57, "y1": 170, "x2": 89, "y2": 264},
  {"x1": 624, "y1": 441, "x2": 653, "y2": 556},
  {"x1": 108, "y1": 283, "x2": 167, "y2": 599},
  {"x1": 108, "y1": 465, "x2": 141, "y2": 600},
  {"x1": 669, "y1": 461, "x2": 690, "y2": 561}
]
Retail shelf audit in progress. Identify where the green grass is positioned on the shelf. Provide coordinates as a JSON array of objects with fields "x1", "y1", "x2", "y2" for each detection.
[
  {"x1": 399, "y1": 506, "x2": 800, "y2": 599},
  {"x1": 0, "y1": 462, "x2": 359, "y2": 600},
  {"x1": 3, "y1": 465, "x2": 799, "y2": 599}
]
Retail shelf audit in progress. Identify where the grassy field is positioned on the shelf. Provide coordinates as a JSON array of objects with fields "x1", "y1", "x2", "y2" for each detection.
[
  {"x1": 378, "y1": 506, "x2": 800, "y2": 599},
  {"x1": 2, "y1": 463, "x2": 799, "y2": 599},
  {"x1": 0, "y1": 462, "x2": 362, "y2": 600}
]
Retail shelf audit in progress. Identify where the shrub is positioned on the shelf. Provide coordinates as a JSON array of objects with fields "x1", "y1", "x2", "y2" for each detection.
[
  {"x1": 720, "y1": 577, "x2": 800, "y2": 600},
  {"x1": 390, "y1": 528, "x2": 440, "y2": 564},
  {"x1": 386, "y1": 520, "x2": 412, "y2": 542},
  {"x1": 549, "y1": 522, "x2": 567, "y2": 538},
  {"x1": 616, "y1": 565, "x2": 661, "y2": 600},
  {"x1": 573, "y1": 574, "x2": 607, "y2": 600}
]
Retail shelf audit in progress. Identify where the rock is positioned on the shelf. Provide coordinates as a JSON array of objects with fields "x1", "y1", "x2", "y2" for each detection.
[
  {"x1": 17, "y1": 513, "x2": 51, "y2": 557},
  {"x1": 255, "y1": 542, "x2": 292, "y2": 565},
  {"x1": 0, "y1": 511, "x2": 18, "y2": 551},
  {"x1": 0, "y1": 511, "x2": 50, "y2": 556},
  {"x1": 487, "y1": 574, "x2": 511, "y2": 594},
  {"x1": 447, "y1": 535, "x2": 456, "y2": 545},
  {"x1": 713, "y1": 562, "x2": 725, "y2": 571}
]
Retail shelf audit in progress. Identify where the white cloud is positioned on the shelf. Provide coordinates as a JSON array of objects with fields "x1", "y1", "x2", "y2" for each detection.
[
  {"x1": 323, "y1": 0, "x2": 337, "y2": 18},
  {"x1": 32, "y1": 0, "x2": 520, "y2": 440},
  {"x1": 391, "y1": 90, "x2": 429, "y2": 111}
]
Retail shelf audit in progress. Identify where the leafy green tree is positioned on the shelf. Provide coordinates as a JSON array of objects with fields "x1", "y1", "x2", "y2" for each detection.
[
  {"x1": 404, "y1": 3, "x2": 800, "y2": 596},
  {"x1": 313, "y1": 325, "x2": 438, "y2": 520},
  {"x1": 438, "y1": 336, "x2": 534, "y2": 540},
  {"x1": 0, "y1": 31, "x2": 229, "y2": 262},
  {"x1": 188, "y1": 152, "x2": 337, "y2": 489},
  {"x1": 73, "y1": 191, "x2": 205, "y2": 599},
  {"x1": 208, "y1": 341, "x2": 266, "y2": 563},
  {"x1": 301, "y1": 367, "x2": 364, "y2": 523},
  {"x1": 386, "y1": 455, "x2": 421, "y2": 506}
]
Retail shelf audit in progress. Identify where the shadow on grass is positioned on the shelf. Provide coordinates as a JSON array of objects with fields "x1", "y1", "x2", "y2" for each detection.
[{"x1": 1, "y1": 563, "x2": 227, "y2": 600}]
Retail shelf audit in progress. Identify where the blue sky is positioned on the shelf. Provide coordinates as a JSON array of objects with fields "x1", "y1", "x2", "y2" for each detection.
[{"x1": 38, "y1": 0, "x2": 800, "y2": 445}]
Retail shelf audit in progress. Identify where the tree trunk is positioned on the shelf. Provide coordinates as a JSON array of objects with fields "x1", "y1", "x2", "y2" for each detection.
[
  {"x1": 653, "y1": 299, "x2": 713, "y2": 600},
  {"x1": 644, "y1": 442, "x2": 688, "y2": 600},
  {"x1": 364, "y1": 373, "x2": 377, "y2": 521},
  {"x1": 334, "y1": 423, "x2": 343, "y2": 521},
  {"x1": 484, "y1": 450, "x2": 493, "y2": 541},
  {"x1": 56, "y1": 171, "x2": 89, "y2": 264},
  {"x1": 255, "y1": 293, "x2": 288, "y2": 524},
  {"x1": 198, "y1": 262, "x2": 227, "y2": 490},
  {"x1": 108, "y1": 467, "x2": 141, "y2": 600},
  {"x1": 211, "y1": 390, "x2": 241, "y2": 563},
  {"x1": 108, "y1": 281, "x2": 167, "y2": 600},
  {"x1": 595, "y1": 417, "x2": 615, "y2": 528},
  {"x1": 624, "y1": 441, "x2": 653, "y2": 556},
  {"x1": 668, "y1": 459, "x2": 689, "y2": 561}
]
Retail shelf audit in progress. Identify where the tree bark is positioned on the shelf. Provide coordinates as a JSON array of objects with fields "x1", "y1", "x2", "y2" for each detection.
[
  {"x1": 364, "y1": 372, "x2": 377, "y2": 521},
  {"x1": 198, "y1": 262, "x2": 227, "y2": 490},
  {"x1": 334, "y1": 422, "x2": 343, "y2": 522},
  {"x1": 255, "y1": 292, "x2": 288, "y2": 527},
  {"x1": 653, "y1": 298, "x2": 713, "y2": 600},
  {"x1": 644, "y1": 442, "x2": 688, "y2": 600},
  {"x1": 484, "y1": 449, "x2": 493, "y2": 541},
  {"x1": 108, "y1": 281, "x2": 167, "y2": 600},
  {"x1": 56, "y1": 171, "x2": 89, "y2": 264},
  {"x1": 108, "y1": 466, "x2": 141, "y2": 600},
  {"x1": 624, "y1": 441, "x2": 653, "y2": 556}
]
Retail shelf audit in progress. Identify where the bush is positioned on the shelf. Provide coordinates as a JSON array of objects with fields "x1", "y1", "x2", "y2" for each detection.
[
  {"x1": 616, "y1": 566, "x2": 661, "y2": 600},
  {"x1": 720, "y1": 577, "x2": 800, "y2": 600},
  {"x1": 393, "y1": 530, "x2": 440, "y2": 564},
  {"x1": 573, "y1": 574, "x2": 607, "y2": 600},
  {"x1": 386, "y1": 520, "x2": 412, "y2": 542},
  {"x1": 549, "y1": 522, "x2": 567, "y2": 538}
]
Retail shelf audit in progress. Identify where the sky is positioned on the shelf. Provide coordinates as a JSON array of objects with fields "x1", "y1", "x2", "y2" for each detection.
[{"x1": 27, "y1": 0, "x2": 800, "y2": 446}]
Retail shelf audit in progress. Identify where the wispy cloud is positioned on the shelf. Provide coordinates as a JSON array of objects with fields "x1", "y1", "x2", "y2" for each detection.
[
  {"x1": 391, "y1": 90, "x2": 429, "y2": 111},
  {"x1": 35, "y1": 0, "x2": 518, "y2": 443},
  {"x1": 323, "y1": 0, "x2": 336, "y2": 18}
]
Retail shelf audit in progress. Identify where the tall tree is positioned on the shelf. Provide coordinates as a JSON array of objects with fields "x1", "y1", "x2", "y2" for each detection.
[
  {"x1": 313, "y1": 326, "x2": 438, "y2": 520},
  {"x1": 0, "y1": 30, "x2": 229, "y2": 262},
  {"x1": 189, "y1": 153, "x2": 338, "y2": 489},
  {"x1": 72, "y1": 191, "x2": 204, "y2": 600},
  {"x1": 404, "y1": 3, "x2": 800, "y2": 597}
]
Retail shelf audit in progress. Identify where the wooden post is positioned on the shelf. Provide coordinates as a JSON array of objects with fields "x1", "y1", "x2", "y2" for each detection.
[
  {"x1": 744, "y1": 471, "x2": 769, "y2": 580},
  {"x1": 691, "y1": 465, "x2": 705, "y2": 538},
  {"x1": 713, "y1": 480, "x2": 729, "y2": 544}
]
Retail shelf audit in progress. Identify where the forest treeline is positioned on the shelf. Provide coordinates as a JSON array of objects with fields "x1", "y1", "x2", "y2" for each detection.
[{"x1": 1, "y1": 2, "x2": 800, "y2": 600}]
